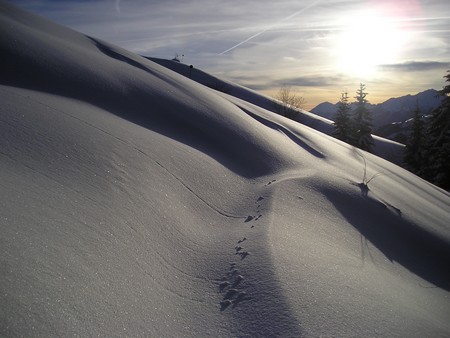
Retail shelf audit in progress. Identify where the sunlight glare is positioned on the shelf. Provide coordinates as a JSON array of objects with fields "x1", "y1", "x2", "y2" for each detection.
[{"x1": 334, "y1": 9, "x2": 407, "y2": 79}]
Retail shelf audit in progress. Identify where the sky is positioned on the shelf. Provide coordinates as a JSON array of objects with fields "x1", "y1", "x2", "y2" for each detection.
[{"x1": 8, "y1": 0, "x2": 450, "y2": 109}]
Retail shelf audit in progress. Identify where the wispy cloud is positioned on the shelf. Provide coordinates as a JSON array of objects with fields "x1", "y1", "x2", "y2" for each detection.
[
  {"x1": 114, "y1": 0, "x2": 121, "y2": 15},
  {"x1": 9, "y1": 0, "x2": 450, "y2": 106},
  {"x1": 219, "y1": 0, "x2": 321, "y2": 55},
  {"x1": 236, "y1": 75, "x2": 347, "y2": 91},
  {"x1": 379, "y1": 61, "x2": 450, "y2": 72}
]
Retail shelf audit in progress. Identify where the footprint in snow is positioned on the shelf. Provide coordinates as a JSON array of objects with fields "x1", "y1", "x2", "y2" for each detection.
[
  {"x1": 244, "y1": 216, "x2": 254, "y2": 222},
  {"x1": 232, "y1": 275, "x2": 244, "y2": 287},
  {"x1": 219, "y1": 281, "x2": 230, "y2": 291},
  {"x1": 237, "y1": 237, "x2": 247, "y2": 244},
  {"x1": 220, "y1": 299, "x2": 232, "y2": 311},
  {"x1": 223, "y1": 288, "x2": 238, "y2": 300},
  {"x1": 232, "y1": 292, "x2": 250, "y2": 308},
  {"x1": 226, "y1": 269, "x2": 239, "y2": 278},
  {"x1": 236, "y1": 251, "x2": 250, "y2": 260}
]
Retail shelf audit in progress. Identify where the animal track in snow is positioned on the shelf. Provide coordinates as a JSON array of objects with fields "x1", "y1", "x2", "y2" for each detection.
[
  {"x1": 218, "y1": 269, "x2": 250, "y2": 311},
  {"x1": 220, "y1": 299, "x2": 232, "y2": 311},
  {"x1": 232, "y1": 292, "x2": 250, "y2": 308},
  {"x1": 223, "y1": 288, "x2": 238, "y2": 300},
  {"x1": 232, "y1": 275, "x2": 244, "y2": 287},
  {"x1": 236, "y1": 251, "x2": 250, "y2": 260},
  {"x1": 217, "y1": 185, "x2": 272, "y2": 311},
  {"x1": 225, "y1": 268, "x2": 239, "y2": 278},
  {"x1": 219, "y1": 281, "x2": 230, "y2": 291}
]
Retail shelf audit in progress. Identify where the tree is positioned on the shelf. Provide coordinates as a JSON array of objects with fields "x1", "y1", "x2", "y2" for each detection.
[
  {"x1": 404, "y1": 105, "x2": 426, "y2": 173},
  {"x1": 333, "y1": 91, "x2": 352, "y2": 142},
  {"x1": 274, "y1": 86, "x2": 305, "y2": 120},
  {"x1": 423, "y1": 70, "x2": 450, "y2": 189},
  {"x1": 352, "y1": 83, "x2": 373, "y2": 151}
]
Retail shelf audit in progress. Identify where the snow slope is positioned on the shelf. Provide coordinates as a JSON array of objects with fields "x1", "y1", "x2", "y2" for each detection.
[
  {"x1": 149, "y1": 57, "x2": 405, "y2": 166},
  {"x1": 1, "y1": 2, "x2": 449, "y2": 337}
]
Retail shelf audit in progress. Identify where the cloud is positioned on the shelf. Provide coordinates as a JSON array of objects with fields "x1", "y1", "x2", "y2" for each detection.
[
  {"x1": 226, "y1": 74, "x2": 346, "y2": 91},
  {"x1": 218, "y1": 0, "x2": 321, "y2": 55},
  {"x1": 272, "y1": 75, "x2": 347, "y2": 88},
  {"x1": 378, "y1": 61, "x2": 450, "y2": 72},
  {"x1": 10, "y1": 0, "x2": 450, "y2": 106}
]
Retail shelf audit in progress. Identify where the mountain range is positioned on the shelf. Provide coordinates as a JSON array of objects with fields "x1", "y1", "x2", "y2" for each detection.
[{"x1": 311, "y1": 89, "x2": 444, "y2": 142}]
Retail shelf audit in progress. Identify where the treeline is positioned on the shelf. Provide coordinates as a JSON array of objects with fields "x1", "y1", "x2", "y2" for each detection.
[
  {"x1": 403, "y1": 71, "x2": 450, "y2": 190},
  {"x1": 333, "y1": 83, "x2": 374, "y2": 152},
  {"x1": 332, "y1": 73, "x2": 450, "y2": 191}
]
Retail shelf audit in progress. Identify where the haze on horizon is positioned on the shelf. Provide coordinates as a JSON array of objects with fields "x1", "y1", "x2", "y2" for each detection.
[{"x1": 9, "y1": 0, "x2": 450, "y2": 109}]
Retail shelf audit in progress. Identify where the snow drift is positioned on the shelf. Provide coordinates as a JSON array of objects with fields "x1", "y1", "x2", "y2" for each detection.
[{"x1": 1, "y1": 1, "x2": 449, "y2": 337}]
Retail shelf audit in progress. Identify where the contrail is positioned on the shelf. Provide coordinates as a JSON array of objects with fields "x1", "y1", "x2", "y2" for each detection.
[
  {"x1": 115, "y1": 0, "x2": 121, "y2": 14},
  {"x1": 219, "y1": 0, "x2": 320, "y2": 55}
]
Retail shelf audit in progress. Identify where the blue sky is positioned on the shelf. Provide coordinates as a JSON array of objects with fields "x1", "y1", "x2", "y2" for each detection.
[{"x1": 9, "y1": 0, "x2": 450, "y2": 108}]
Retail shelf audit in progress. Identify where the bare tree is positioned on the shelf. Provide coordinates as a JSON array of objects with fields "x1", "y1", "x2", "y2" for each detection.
[{"x1": 274, "y1": 86, "x2": 305, "y2": 119}]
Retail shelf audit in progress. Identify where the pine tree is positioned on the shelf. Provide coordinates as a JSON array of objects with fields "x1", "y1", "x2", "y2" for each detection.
[
  {"x1": 333, "y1": 91, "x2": 352, "y2": 142},
  {"x1": 352, "y1": 83, "x2": 374, "y2": 151},
  {"x1": 404, "y1": 105, "x2": 426, "y2": 173},
  {"x1": 424, "y1": 70, "x2": 450, "y2": 190}
]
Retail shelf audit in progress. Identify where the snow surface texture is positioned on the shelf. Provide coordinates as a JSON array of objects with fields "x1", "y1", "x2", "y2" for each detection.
[{"x1": 1, "y1": 2, "x2": 449, "y2": 337}]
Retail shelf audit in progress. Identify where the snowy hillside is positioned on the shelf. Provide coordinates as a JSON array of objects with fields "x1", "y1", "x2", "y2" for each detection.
[
  {"x1": 147, "y1": 57, "x2": 336, "y2": 135},
  {"x1": 1, "y1": 2, "x2": 450, "y2": 337},
  {"x1": 149, "y1": 57, "x2": 406, "y2": 165}
]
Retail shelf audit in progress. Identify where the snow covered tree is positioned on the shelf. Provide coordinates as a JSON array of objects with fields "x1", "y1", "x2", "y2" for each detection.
[
  {"x1": 423, "y1": 70, "x2": 450, "y2": 190},
  {"x1": 333, "y1": 91, "x2": 352, "y2": 142},
  {"x1": 352, "y1": 83, "x2": 373, "y2": 151},
  {"x1": 404, "y1": 105, "x2": 426, "y2": 173}
]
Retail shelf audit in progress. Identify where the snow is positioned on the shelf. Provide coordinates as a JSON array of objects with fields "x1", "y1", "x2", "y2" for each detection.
[
  {"x1": 1, "y1": 1, "x2": 449, "y2": 337},
  {"x1": 149, "y1": 57, "x2": 406, "y2": 166}
]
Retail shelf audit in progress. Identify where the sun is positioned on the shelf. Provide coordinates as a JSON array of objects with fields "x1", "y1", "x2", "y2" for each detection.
[{"x1": 333, "y1": 9, "x2": 406, "y2": 78}]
